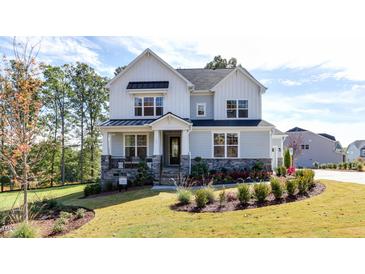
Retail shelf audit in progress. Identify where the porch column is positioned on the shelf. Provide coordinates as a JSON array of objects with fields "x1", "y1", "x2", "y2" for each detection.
[
  {"x1": 181, "y1": 129, "x2": 190, "y2": 155},
  {"x1": 153, "y1": 130, "x2": 161, "y2": 155},
  {"x1": 102, "y1": 132, "x2": 110, "y2": 155}
]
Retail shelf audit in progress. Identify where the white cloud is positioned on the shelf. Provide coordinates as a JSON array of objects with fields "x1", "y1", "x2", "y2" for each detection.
[
  {"x1": 262, "y1": 84, "x2": 365, "y2": 145},
  {"x1": 0, "y1": 37, "x2": 115, "y2": 76},
  {"x1": 104, "y1": 36, "x2": 365, "y2": 81},
  {"x1": 279, "y1": 79, "x2": 303, "y2": 86}
]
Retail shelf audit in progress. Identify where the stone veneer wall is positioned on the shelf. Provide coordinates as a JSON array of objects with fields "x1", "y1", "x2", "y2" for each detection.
[
  {"x1": 180, "y1": 155, "x2": 190, "y2": 176},
  {"x1": 192, "y1": 158, "x2": 272, "y2": 171}
]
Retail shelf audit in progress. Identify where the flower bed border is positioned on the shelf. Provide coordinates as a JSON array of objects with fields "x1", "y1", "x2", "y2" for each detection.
[{"x1": 171, "y1": 182, "x2": 326, "y2": 213}]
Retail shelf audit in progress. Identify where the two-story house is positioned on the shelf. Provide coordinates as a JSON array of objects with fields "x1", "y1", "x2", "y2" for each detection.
[
  {"x1": 347, "y1": 140, "x2": 365, "y2": 162},
  {"x1": 284, "y1": 127, "x2": 343, "y2": 167},
  {"x1": 100, "y1": 48, "x2": 285, "y2": 186}
]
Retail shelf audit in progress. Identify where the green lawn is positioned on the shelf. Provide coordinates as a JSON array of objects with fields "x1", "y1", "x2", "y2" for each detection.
[
  {"x1": 2, "y1": 180, "x2": 365, "y2": 237},
  {"x1": 0, "y1": 185, "x2": 85, "y2": 211}
]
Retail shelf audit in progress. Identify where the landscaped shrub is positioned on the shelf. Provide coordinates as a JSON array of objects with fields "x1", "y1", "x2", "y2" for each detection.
[
  {"x1": 205, "y1": 187, "x2": 215, "y2": 203},
  {"x1": 313, "y1": 161, "x2": 319, "y2": 169},
  {"x1": 270, "y1": 177, "x2": 284, "y2": 199},
  {"x1": 284, "y1": 149, "x2": 291, "y2": 168},
  {"x1": 75, "y1": 208, "x2": 86, "y2": 219},
  {"x1": 357, "y1": 162, "x2": 364, "y2": 171},
  {"x1": 285, "y1": 179, "x2": 297, "y2": 196},
  {"x1": 237, "y1": 184, "x2": 251, "y2": 204},
  {"x1": 218, "y1": 188, "x2": 226, "y2": 206},
  {"x1": 287, "y1": 166, "x2": 296, "y2": 176},
  {"x1": 296, "y1": 169, "x2": 315, "y2": 189},
  {"x1": 226, "y1": 191, "x2": 237, "y2": 202},
  {"x1": 253, "y1": 183, "x2": 270, "y2": 203},
  {"x1": 191, "y1": 157, "x2": 209, "y2": 179},
  {"x1": 52, "y1": 218, "x2": 66, "y2": 233},
  {"x1": 275, "y1": 166, "x2": 287, "y2": 177},
  {"x1": 0, "y1": 211, "x2": 9, "y2": 227},
  {"x1": 195, "y1": 189, "x2": 209, "y2": 208},
  {"x1": 177, "y1": 188, "x2": 192, "y2": 205},
  {"x1": 297, "y1": 177, "x2": 308, "y2": 194},
  {"x1": 10, "y1": 222, "x2": 38, "y2": 238},
  {"x1": 343, "y1": 162, "x2": 348, "y2": 169},
  {"x1": 134, "y1": 161, "x2": 153, "y2": 186},
  {"x1": 84, "y1": 183, "x2": 101, "y2": 197},
  {"x1": 59, "y1": 211, "x2": 72, "y2": 220},
  {"x1": 0, "y1": 176, "x2": 11, "y2": 192},
  {"x1": 252, "y1": 161, "x2": 265, "y2": 171}
]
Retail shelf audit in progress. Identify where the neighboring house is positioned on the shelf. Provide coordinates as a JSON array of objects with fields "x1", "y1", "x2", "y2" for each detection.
[
  {"x1": 100, "y1": 48, "x2": 285, "y2": 186},
  {"x1": 347, "y1": 140, "x2": 365, "y2": 162},
  {"x1": 284, "y1": 127, "x2": 343, "y2": 168}
]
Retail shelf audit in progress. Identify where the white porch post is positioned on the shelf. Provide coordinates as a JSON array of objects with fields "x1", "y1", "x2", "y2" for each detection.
[
  {"x1": 102, "y1": 132, "x2": 110, "y2": 155},
  {"x1": 181, "y1": 130, "x2": 190, "y2": 155},
  {"x1": 153, "y1": 130, "x2": 161, "y2": 155}
]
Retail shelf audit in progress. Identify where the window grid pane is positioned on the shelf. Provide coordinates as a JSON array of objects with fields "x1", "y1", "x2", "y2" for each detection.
[{"x1": 214, "y1": 134, "x2": 225, "y2": 145}]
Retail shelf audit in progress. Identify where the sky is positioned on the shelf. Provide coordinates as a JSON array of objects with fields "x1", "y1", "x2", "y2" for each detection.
[{"x1": 0, "y1": 36, "x2": 364, "y2": 146}]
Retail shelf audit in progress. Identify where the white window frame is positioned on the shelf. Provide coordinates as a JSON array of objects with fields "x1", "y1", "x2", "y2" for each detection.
[
  {"x1": 123, "y1": 134, "x2": 149, "y2": 158},
  {"x1": 196, "y1": 103, "x2": 206, "y2": 117},
  {"x1": 226, "y1": 99, "x2": 248, "y2": 119},
  {"x1": 211, "y1": 132, "x2": 240, "y2": 158},
  {"x1": 134, "y1": 96, "x2": 164, "y2": 117}
]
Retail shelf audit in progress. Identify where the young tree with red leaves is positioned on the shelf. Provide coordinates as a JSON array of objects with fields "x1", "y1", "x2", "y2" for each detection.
[{"x1": 0, "y1": 40, "x2": 43, "y2": 222}]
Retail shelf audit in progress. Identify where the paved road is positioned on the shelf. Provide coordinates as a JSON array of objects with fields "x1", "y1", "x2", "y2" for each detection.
[{"x1": 314, "y1": 170, "x2": 365, "y2": 184}]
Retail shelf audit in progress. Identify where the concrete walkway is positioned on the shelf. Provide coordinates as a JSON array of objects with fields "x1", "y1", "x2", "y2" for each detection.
[{"x1": 314, "y1": 169, "x2": 365, "y2": 184}]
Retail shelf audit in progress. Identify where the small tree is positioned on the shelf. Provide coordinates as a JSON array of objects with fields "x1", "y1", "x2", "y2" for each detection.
[
  {"x1": 0, "y1": 39, "x2": 44, "y2": 222},
  {"x1": 284, "y1": 149, "x2": 291, "y2": 168},
  {"x1": 285, "y1": 133, "x2": 304, "y2": 167}
]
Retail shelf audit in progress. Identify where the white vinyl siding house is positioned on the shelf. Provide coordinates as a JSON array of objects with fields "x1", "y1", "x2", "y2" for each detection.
[{"x1": 100, "y1": 48, "x2": 284, "y2": 186}]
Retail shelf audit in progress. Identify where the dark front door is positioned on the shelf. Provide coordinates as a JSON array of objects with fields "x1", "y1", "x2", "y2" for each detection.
[{"x1": 169, "y1": 137, "x2": 180, "y2": 165}]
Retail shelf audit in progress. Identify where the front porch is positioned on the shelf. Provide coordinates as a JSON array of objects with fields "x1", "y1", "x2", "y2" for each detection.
[{"x1": 100, "y1": 113, "x2": 193, "y2": 188}]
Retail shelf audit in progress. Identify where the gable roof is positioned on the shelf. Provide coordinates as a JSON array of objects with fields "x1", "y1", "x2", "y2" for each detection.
[
  {"x1": 149, "y1": 112, "x2": 192, "y2": 126},
  {"x1": 350, "y1": 140, "x2": 365, "y2": 149},
  {"x1": 318, "y1": 133, "x2": 336, "y2": 141},
  {"x1": 287, "y1": 127, "x2": 307, "y2": 132},
  {"x1": 177, "y1": 68, "x2": 234, "y2": 90},
  {"x1": 106, "y1": 48, "x2": 193, "y2": 88},
  {"x1": 272, "y1": 128, "x2": 286, "y2": 136}
]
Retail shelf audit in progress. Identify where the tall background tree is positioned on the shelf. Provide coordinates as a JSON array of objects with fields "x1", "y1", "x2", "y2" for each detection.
[
  {"x1": 43, "y1": 64, "x2": 72, "y2": 185},
  {"x1": 205, "y1": 55, "x2": 237, "y2": 69},
  {"x1": 0, "y1": 40, "x2": 44, "y2": 221}
]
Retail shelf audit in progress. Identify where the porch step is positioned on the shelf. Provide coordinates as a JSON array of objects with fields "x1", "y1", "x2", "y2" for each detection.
[{"x1": 160, "y1": 167, "x2": 181, "y2": 185}]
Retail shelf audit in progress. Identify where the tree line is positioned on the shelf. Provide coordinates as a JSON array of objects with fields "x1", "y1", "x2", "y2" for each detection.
[{"x1": 0, "y1": 40, "x2": 108, "y2": 192}]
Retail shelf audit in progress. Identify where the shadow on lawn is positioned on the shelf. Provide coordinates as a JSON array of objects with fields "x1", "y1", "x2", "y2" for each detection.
[{"x1": 54, "y1": 186, "x2": 161, "y2": 210}]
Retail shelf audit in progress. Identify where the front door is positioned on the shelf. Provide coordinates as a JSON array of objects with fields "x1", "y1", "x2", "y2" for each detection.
[{"x1": 169, "y1": 137, "x2": 180, "y2": 165}]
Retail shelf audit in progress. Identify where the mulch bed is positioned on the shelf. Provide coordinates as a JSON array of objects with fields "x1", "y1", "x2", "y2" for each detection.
[
  {"x1": 171, "y1": 182, "x2": 326, "y2": 213},
  {"x1": 0, "y1": 206, "x2": 94, "y2": 238}
]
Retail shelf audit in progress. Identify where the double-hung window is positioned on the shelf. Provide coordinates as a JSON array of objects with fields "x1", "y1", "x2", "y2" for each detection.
[
  {"x1": 196, "y1": 103, "x2": 206, "y2": 117},
  {"x1": 125, "y1": 134, "x2": 148, "y2": 159},
  {"x1": 226, "y1": 99, "x2": 248, "y2": 118},
  {"x1": 134, "y1": 96, "x2": 164, "y2": 117},
  {"x1": 213, "y1": 133, "x2": 239, "y2": 158}
]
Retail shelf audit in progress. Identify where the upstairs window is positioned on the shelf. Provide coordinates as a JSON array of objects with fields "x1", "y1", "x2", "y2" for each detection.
[
  {"x1": 226, "y1": 99, "x2": 248, "y2": 118},
  {"x1": 213, "y1": 133, "x2": 239, "y2": 158},
  {"x1": 196, "y1": 103, "x2": 206, "y2": 117},
  {"x1": 134, "y1": 96, "x2": 164, "y2": 117}
]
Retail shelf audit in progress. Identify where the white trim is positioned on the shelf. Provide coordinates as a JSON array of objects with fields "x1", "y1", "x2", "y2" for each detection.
[
  {"x1": 128, "y1": 89, "x2": 167, "y2": 95},
  {"x1": 123, "y1": 133, "x2": 149, "y2": 158},
  {"x1": 106, "y1": 48, "x2": 194, "y2": 88},
  {"x1": 149, "y1": 113, "x2": 192, "y2": 126},
  {"x1": 196, "y1": 103, "x2": 207, "y2": 117},
  {"x1": 134, "y1": 96, "x2": 164, "y2": 118},
  {"x1": 225, "y1": 99, "x2": 249, "y2": 119},
  {"x1": 211, "y1": 132, "x2": 240, "y2": 158}
]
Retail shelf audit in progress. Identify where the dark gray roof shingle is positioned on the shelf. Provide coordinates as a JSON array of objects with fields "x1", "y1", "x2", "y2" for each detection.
[
  {"x1": 287, "y1": 127, "x2": 307, "y2": 132},
  {"x1": 318, "y1": 133, "x2": 336, "y2": 141},
  {"x1": 176, "y1": 68, "x2": 234, "y2": 90}
]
